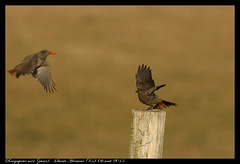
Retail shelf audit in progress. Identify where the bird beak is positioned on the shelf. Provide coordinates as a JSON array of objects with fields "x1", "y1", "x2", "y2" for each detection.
[{"x1": 50, "y1": 51, "x2": 56, "y2": 55}]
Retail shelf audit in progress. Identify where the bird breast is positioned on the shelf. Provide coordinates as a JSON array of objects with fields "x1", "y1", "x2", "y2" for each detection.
[
  {"x1": 137, "y1": 92, "x2": 158, "y2": 106},
  {"x1": 36, "y1": 58, "x2": 46, "y2": 67}
]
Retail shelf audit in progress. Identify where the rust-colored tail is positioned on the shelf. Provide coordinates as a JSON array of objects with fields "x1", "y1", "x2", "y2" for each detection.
[
  {"x1": 154, "y1": 98, "x2": 177, "y2": 110},
  {"x1": 8, "y1": 68, "x2": 18, "y2": 78}
]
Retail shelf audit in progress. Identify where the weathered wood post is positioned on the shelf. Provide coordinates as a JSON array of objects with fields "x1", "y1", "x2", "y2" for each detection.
[{"x1": 129, "y1": 108, "x2": 166, "y2": 158}]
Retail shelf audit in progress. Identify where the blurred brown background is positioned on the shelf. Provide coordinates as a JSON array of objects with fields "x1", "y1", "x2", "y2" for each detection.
[{"x1": 6, "y1": 6, "x2": 234, "y2": 158}]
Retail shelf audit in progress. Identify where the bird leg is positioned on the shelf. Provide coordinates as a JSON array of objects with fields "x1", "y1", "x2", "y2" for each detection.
[{"x1": 147, "y1": 106, "x2": 154, "y2": 110}]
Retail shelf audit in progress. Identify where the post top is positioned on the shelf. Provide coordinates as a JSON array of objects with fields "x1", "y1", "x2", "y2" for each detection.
[{"x1": 132, "y1": 108, "x2": 166, "y2": 113}]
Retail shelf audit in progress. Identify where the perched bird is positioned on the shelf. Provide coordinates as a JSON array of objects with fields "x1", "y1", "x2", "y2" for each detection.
[
  {"x1": 8, "y1": 49, "x2": 57, "y2": 93},
  {"x1": 135, "y1": 64, "x2": 176, "y2": 109}
]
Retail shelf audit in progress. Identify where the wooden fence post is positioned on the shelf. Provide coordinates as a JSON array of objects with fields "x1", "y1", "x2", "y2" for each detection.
[{"x1": 129, "y1": 108, "x2": 166, "y2": 158}]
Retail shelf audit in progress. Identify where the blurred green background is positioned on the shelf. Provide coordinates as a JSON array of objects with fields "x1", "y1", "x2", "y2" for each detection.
[{"x1": 6, "y1": 6, "x2": 234, "y2": 158}]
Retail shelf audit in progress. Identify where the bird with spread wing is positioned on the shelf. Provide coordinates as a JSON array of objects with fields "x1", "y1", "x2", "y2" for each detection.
[
  {"x1": 135, "y1": 64, "x2": 176, "y2": 109},
  {"x1": 8, "y1": 50, "x2": 57, "y2": 93}
]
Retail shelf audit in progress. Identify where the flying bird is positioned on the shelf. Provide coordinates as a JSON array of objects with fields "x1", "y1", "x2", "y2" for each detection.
[
  {"x1": 135, "y1": 64, "x2": 176, "y2": 109},
  {"x1": 8, "y1": 49, "x2": 57, "y2": 93}
]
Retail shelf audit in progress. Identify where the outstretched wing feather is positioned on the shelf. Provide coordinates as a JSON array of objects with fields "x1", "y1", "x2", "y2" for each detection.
[
  {"x1": 136, "y1": 64, "x2": 155, "y2": 90},
  {"x1": 32, "y1": 61, "x2": 57, "y2": 93}
]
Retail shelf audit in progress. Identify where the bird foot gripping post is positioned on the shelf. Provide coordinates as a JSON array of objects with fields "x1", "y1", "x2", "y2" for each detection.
[{"x1": 129, "y1": 108, "x2": 166, "y2": 158}]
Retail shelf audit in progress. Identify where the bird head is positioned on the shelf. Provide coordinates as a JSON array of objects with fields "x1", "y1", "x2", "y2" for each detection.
[{"x1": 39, "y1": 49, "x2": 56, "y2": 58}]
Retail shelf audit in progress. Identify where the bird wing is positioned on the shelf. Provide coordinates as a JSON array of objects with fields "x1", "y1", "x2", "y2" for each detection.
[
  {"x1": 32, "y1": 61, "x2": 57, "y2": 93},
  {"x1": 15, "y1": 55, "x2": 37, "y2": 76},
  {"x1": 135, "y1": 64, "x2": 155, "y2": 90}
]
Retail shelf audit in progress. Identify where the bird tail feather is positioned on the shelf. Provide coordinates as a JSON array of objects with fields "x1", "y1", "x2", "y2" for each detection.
[
  {"x1": 154, "y1": 98, "x2": 177, "y2": 109},
  {"x1": 8, "y1": 68, "x2": 18, "y2": 78}
]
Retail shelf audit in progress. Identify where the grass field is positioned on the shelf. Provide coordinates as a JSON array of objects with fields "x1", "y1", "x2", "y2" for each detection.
[{"x1": 6, "y1": 6, "x2": 234, "y2": 158}]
